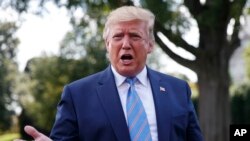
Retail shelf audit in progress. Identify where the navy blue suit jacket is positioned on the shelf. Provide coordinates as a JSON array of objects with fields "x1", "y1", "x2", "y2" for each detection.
[{"x1": 50, "y1": 66, "x2": 203, "y2": 141}]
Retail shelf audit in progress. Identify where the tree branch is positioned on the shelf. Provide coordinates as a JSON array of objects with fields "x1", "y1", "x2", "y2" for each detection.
[
  {"x1": 228, "y1": 19, "x2": 241, "y2": 57},
  {"x1": 184, "y1": 0, "x2": 203, "y2": 18},
  {"x1": 154, "y1": 32, "x2": 197, "y2": 71},
  {"x1": 231, "y1": 0, "x2": 247, "y2": 14},
  {"x1": 228, "y1": 0, "x2": 247, "y2": 56},
  {"x1": 154, "y1": 20, "x2": 199, "y2": 57}
]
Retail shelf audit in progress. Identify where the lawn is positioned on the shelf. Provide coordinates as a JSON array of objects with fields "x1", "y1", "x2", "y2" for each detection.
[{"x1": 0, "y1": 133, "x2": 20, "y2": 141}]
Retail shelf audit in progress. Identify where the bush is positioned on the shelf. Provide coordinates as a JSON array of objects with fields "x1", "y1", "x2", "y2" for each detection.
[{"x1": 231, "y1": 82, "x2": 250, "y2": 124}]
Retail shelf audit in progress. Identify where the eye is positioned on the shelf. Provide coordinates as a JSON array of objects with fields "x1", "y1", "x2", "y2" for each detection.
[
  {"x1": 112, "y1": 33, "x2": 123, "y2": 41},
  {"x1": 130, "y1": 34, "x2": 142, "y2": 41}
]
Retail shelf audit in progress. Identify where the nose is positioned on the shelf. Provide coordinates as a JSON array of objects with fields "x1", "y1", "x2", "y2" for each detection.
[{"x1": 122, "y1": 36, "x2": 131, "y2": 50}]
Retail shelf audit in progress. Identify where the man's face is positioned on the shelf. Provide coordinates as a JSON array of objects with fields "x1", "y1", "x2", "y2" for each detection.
[{"x1": 105, "y1": 20, "x2": 153, "y2": 77}]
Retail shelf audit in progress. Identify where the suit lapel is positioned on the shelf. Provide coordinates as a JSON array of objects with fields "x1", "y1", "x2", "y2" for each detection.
[
  {"x1": 148, "y1": 68, "x2": 171, "y2": 141},
  {"x1": 96, "y1": 67, "x2": 131, "y2": 141}
]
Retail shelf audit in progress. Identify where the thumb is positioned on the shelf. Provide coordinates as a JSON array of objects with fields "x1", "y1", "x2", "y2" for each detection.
[{"x1": 24, "y1": 125, "x2": 41, "y2": 139}]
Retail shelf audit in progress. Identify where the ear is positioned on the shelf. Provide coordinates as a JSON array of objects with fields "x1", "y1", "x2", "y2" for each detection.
[
  {"x1": 147, "y1": 40, "x2": 154, "y2": 53},
  {"x1": 105, "y1": 39, "x2": 110, "y2": 53}
]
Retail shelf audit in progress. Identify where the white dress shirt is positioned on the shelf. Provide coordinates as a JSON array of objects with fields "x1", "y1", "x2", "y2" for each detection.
[{"x1": 111, "y1": 66, "x2": 158, "y2": 141}]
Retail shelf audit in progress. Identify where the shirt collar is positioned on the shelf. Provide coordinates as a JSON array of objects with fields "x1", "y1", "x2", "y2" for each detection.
[{"x1": 111, "y1": 65, "x2": 148, "y2": 87}]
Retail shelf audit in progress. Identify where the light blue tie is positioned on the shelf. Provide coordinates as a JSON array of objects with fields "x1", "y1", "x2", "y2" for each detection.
[{"x1": 126, "y1": 77, "x2": 152, "y2": 141}]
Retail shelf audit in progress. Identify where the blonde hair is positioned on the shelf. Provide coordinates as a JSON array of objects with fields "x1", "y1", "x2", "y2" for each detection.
[{"x1": 103, "y1": 6, "x2": 155, "y2": 42}]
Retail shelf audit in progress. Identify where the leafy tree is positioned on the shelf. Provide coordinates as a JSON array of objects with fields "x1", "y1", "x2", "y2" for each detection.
[
  {"x1": 0, "y1": 21, "x2": 19, "y2": 131},
  {"x1": 5, "y1": 0, "x2": 250, "y2": 140},
  {"x1": 152, "y1": 1, "x2": 248, "y2": 140},
  {"x1": 20, "y1": 25, "x2": 108, "y2": 132},
  {"x1": 230, "y1": 44, "x2": 250, "y2": 124},
  {"x1": 23, "y1": 56, "x2": 70, "y2": 132}
]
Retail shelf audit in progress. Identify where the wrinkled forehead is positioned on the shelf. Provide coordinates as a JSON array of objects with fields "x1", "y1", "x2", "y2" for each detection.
[{"x1": 107, "y1": 20, "x2": 147, "y2": 35}]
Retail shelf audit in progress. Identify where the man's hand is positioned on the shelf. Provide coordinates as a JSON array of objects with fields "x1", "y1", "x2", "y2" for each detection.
[{"x1": 14, "y1": 125, "x2": 52, "y2": 141}]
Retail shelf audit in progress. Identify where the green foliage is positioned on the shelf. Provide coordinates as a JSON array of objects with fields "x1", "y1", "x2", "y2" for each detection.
[
  {"x1": 141, "y1": 0, "x2": 190, "y2": 32},
  {"x1": 231, "y1": 82, "x2": 250, "y2": 124},
  {"x1": 23, "y1": 56, "x2": 72, "y2": 132},
  {"x1": 0, "y1": 133, "x2": 20, "y2": 141},
  {"x1": 20, "y1": 25, "x2": 109, "y2": 131},
  {"x1": 244, "y1": 45, "x2": 250, "y2": 79},
  {"x1": 231, "y1": 45, "x2": 250, "y2": 124},
  {"x1": 22, "y1": 53, "x2": 107, "y2": 132},
  {"x1": 141, "y1": 0, "x2": 173, "y2": 23},
  {"x1": 0, "y1": 22, "x2": 19, "y2": 131}
]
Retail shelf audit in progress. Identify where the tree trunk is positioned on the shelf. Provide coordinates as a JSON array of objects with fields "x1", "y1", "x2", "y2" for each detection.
[
  {"x1": 197, "y1": 63, "x2": 230, "y2": 141},
  {"x1": 152, "y1": 0, "x2": 247, "y2": 140}
]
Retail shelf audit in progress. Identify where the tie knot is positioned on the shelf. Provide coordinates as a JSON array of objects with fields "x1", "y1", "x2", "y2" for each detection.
[{"x1": 126, "y1": 77, "x2": 137, "y2": 86}]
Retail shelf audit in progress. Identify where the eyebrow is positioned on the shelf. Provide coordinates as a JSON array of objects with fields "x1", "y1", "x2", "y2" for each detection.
[
  {"x1": 128, "y1": 30, "x2": 142, "y2": 35},
  {"x1": 113, "y1": 31, "x2": 142, "y2": 35}
]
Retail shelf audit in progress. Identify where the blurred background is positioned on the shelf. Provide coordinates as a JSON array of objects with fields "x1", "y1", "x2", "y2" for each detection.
[{"x1": 0, "y1": 0, "x2": 250, "y2": 141}]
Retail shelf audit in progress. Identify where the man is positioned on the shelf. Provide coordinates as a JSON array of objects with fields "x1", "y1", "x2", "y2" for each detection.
[{"x1": 16, "y1": 6, "x2": 203, "y2": 141}]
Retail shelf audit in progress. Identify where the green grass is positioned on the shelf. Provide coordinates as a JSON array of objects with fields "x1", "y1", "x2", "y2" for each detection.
[{"x1": 0, "y1": 133, "x2": 20, "y2": 141}]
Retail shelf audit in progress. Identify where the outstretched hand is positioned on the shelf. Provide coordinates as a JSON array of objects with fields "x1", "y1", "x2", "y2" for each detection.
[{"x1": 14, "y1": 125, "x2": 52, "y2": 141}]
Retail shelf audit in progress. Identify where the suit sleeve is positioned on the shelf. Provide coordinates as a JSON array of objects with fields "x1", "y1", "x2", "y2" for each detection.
[
  {"x1": 185, "y1": 82, "x2": 204, "y2": 141},
  {"x1": 50, "y1": 85, "x2": 79, "y2": 141}
]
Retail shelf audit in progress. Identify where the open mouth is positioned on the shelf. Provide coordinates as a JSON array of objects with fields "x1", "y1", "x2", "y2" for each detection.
[
  {"x1": 121, "y1": 54, "x2": 133, "y2": 60},
  {"x1": 120, "y1": 54, "x2": 133, "y2": 65}
]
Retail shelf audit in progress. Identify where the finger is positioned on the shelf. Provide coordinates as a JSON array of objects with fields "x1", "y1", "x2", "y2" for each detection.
[{"x1": 24, "y1": 125, "x2": 41, "y2": 139}]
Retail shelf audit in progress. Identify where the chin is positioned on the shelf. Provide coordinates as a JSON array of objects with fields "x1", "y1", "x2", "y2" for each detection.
[{"x1": 118, "y1": 68, "x2": 139, "y2": 77}]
